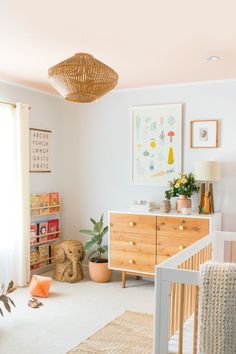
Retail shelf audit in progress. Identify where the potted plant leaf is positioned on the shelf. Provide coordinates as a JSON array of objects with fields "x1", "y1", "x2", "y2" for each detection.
[
  {"x1": 0, "y1": 281, "x2": 16, "y2": 317},
  {"x1": 80, "y1": 214, "x2": 112, "y2": 283}
]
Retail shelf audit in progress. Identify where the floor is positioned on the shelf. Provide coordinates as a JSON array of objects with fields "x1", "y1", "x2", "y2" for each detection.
[{"x1": 0, "y1": 271, "x2": 154, "y2": 354}]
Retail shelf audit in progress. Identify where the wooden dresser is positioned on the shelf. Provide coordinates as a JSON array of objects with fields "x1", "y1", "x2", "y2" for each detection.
[{"x1": 108, "y1": 211, "x2": 221, "y2": 287}]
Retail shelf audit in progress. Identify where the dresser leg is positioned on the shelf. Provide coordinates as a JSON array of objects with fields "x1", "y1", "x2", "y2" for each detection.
[{"x1": 121, "y1": 271, "x2": 126, "y2": 288}]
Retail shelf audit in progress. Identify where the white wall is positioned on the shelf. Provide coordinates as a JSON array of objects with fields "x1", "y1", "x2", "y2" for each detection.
[
  {"x1": 59, "y1": 80, "x2": 236, "y2": 244},
  {"x1": 0, "y1": 81, "x2": 63, "y2": 193},
  {"x1": 1, "y1": 79, "x2": 236, "y2": 246}
]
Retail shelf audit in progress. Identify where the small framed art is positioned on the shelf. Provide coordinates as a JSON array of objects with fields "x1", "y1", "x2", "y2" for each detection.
[{"x1": 190, "y1": 120, "x2": 219, "y2": 148}]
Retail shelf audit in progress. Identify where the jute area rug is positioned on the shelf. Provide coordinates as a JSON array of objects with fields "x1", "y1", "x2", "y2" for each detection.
[{"x1": 67, "y1": 311, "x2": 153, "y2": 353}]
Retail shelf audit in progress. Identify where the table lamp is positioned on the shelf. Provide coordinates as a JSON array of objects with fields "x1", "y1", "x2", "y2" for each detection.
[{"x1": 194, "y1": 161, "x2": 221, "y2": 214}]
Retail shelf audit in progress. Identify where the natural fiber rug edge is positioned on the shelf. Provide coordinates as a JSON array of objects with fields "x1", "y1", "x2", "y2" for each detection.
[{"x1": 67, "y1": 310, "x2": 153, "y2": 354}]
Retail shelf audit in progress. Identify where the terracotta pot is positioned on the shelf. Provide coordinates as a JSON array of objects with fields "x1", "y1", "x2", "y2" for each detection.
[
  {"x1": 176, "y1": 195, "x2": 192, "y2": 213},
  {"x1": 88, "y1": 260, "x2": 112, "y2": 283}
]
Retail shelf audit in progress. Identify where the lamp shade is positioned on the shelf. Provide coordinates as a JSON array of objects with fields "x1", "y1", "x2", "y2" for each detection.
[
  {"x1": 48, "y1": 53, "x2": 119, "y2": 103},
  {"x1": 194, "y1": 161, "x2": 221, "y2": 181}
]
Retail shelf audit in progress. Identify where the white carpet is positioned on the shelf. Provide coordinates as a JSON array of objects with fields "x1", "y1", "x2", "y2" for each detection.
[{"x1": 0, "y1": 272, "x2": 154, "y2": 354}]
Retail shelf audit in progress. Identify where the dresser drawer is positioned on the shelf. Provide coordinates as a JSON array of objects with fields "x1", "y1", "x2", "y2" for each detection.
[
  {"x1": 110, "y1": 213, "x2": 156, "y2": 235},
  {"x1": 110, "y1": 249, "x2": 155, "y2": 273},
  {"x1": 156, "y1": 217, "x2": 209, "y2": 238},
  {"x1": 157, "y1": 235, "x2": 195, "y2": 257},
  {"x1": 110, "y1": 232, "x2": 156, "y2": 255}
]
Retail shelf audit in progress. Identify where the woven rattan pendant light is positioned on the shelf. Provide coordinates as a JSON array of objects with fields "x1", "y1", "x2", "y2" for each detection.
[{"x1": 48, "y1": 53, "x2": 118, "y2": 103}]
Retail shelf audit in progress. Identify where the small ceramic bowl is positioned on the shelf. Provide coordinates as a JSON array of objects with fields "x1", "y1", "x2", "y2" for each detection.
[{"x1": 181, "y1": 207, "x2": 192, "y2": 215}]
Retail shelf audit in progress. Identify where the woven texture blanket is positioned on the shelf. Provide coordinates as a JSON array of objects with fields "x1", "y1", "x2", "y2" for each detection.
[{"x1": 198, "y1": 262, "x2": 236, "y2": 354}]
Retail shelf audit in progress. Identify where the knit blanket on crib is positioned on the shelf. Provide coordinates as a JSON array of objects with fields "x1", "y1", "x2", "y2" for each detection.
[{"x1": 198, "y1": 262, "x2": 236, "y2": 354}]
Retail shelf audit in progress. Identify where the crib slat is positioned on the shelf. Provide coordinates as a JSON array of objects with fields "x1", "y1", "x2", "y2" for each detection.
[
  {"x1": 203, "y1": 247, "x2": 206, "y2": 263},
  {"x1": 230, "y1": 241, "x2": 233, "y2": 262},
  {"x1": 189, "y1": 257, "x2": 193, "y2": 315},
  {"x1": 206, "y1": 245, "x2": 209, "y2": 261},
  {"x1": 197, "y1": 251, "x2": 200, "y2": 270},
  {"x1": 175, "y1": 283, "x2": 180, "y2": 333},
  {"x1": 186, "y1": 259, "x2": 190, "y2": 318},
  {"x1": 209, "y1": 244, "x2": 212, "y2": 260},
  {"x1": 170, "y1": 283, "x2": 176, "y2": 336},
  {"x1": 178, "y1": 284, "x2": 185, "y2": 354},
  {"x1": 193, "y1": 285, "x2": 199, "y2": 354},
  {"x1": 170, "y1": 244, "x2": 212, "y2": 353}
]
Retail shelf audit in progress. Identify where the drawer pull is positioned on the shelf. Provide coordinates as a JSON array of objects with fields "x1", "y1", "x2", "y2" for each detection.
[
  {"x1": 129, "y1": 241, "x2": 135, "y2": 246},
  {"x1": 129, "y1": 222, "x2": 136, "y2": 226},
  {"x1": 129, "y1": 259, "x2": 135, "y2": 264},
  {"x1": 179, "y1": 245, "x2": 185, "y2": 250},
  {"x1": 179, "y1": 225, "x2": 184, "y2": 230}
]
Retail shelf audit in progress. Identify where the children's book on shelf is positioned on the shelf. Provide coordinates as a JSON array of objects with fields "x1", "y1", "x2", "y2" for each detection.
[
  {"x1": 30, "y1": 246, "x2": 39, "y2": 270},
  {"x1": 30, "y1": 223, "x2": 38, "y2": 245},
  {"x1": 30, "y1": 194, "x2": 41, "y2": 216},
  {"x1": 38, "y1": 221, "x2": 48, "y2": 243},
  {"x1": 39, "y1": 193, "x2": 49, "y2": 215},
  {"x1": 49, "y1": 192, "x2": 60, "y2": 213},
  {"x1": 30, "y1": 193, "x2": 60, "y2": 216},
  {"x1": 47, "y1": 219, "x2": 59, "y2": 240},
  {"x1": 50, "y1": 244, "x2": 56, "y2": 264},
  {"x1": 39, "y1": 244, "x2": 49, "y2": 261},
  {"x1": 39, "y1": 244, "x2": 49, "y2": 268}
]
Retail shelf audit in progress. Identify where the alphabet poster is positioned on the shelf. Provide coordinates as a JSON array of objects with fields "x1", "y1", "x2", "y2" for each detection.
[
  {"x1": 30, "y1": 128, "x2": 51, "y2": 172},
  {"x1": 131, "y1": 104, "x2": 182, "y2": 186}
]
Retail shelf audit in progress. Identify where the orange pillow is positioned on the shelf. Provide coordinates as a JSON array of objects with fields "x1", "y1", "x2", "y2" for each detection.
[{"x1": 29, "y1": 275, "x2": 52, "y2": 298}]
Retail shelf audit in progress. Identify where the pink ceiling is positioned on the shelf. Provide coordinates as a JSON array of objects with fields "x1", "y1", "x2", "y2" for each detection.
[{"x1": 0, "y1": 0, "x2": 236, "y2": 94}]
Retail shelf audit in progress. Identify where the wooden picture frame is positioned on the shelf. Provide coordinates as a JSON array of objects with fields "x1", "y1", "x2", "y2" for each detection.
[
  {"x1": 190, "y1": 120, "x2": 219, "y2": 148},
  {"x1": 30, "y1": 128, "x2": 52, "y2": 172}
]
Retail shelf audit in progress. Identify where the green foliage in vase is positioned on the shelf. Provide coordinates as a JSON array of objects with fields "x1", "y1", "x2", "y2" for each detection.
[
  {"x1": 80, "y1": 214, "x2": 108, "y2": 263},
  {"x1": 165, "y1": 172, "x2": 199, "y2": 199},
  {"x1": 0, "y1": 281, "x2": 16, "y2": 317}
]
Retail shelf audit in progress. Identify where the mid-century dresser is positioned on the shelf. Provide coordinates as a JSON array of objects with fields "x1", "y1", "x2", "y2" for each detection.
[{"x1": 108, "y1": 211, "x2": 221, "y2": 287}]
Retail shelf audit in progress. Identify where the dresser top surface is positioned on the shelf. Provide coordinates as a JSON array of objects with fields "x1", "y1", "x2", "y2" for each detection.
[{"x1": 109, "y1": 210, "x2": 221, "y2": 220}]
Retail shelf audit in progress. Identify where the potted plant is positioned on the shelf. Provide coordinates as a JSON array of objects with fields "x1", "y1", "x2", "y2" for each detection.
[
  {"x1": 165, "y1": 172, "x2": 199, "y2": 212},
  {"x1": 80, "y1": 214, "x2": 112, "y2": 283},
  {"x1": 0, "y1": 281, "x2": 16, "y2": 316}
]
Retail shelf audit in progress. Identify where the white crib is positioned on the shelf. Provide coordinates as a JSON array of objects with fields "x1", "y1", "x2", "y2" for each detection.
[{"x1": 153, "y1": 231, "x2": 236, "y2": 354}]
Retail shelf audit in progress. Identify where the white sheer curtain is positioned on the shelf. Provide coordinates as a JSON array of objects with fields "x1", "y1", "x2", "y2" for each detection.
[{"x1": 0, "y1": 102, "x2": 30, "y2": 286}]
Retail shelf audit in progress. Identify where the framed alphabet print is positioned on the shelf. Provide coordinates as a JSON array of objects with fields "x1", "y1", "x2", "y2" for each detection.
[
  {"x1": 190, "y1": 120, "x2": 219, "y2": 148},
  {"x1": 131, "y1": 103, "x2": 182, "y2": 186},
  {"x1": 30, "y1": 128, "x2": 51, "y2": 172}
]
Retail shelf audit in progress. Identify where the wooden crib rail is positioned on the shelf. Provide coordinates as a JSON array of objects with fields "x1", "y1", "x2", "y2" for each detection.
[
  {"x1": 154, "y1": 234, "x2": 213, "y2": 354},
  {"x1": 154, "y1": 231, "x2": 236, "y2": 354},
  {"x1": 170, "y1": 243, "x2": 212, "y2": 339}
]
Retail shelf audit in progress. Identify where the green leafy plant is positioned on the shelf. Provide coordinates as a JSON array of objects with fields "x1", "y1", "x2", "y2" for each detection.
[
  {"x1": 80, "y1": 214, "x2": 108, "y2": 263},
  {"x1": 0, "y1": 281, "x2": 16, "y2": 317},
  {"x1": 165, "y1": 172, "x2": 199, "y2": 200}
]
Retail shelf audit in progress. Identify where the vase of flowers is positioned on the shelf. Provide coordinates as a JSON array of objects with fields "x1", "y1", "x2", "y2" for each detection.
[
  {"x1": 176, "y1": 195, "x2": 191, "y2": 212},
  {"x1": 165, "y1": 173, "x2": 199, "y2": 213}
]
